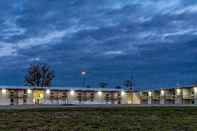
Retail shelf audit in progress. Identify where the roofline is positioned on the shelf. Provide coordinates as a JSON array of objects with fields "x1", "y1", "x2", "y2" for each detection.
[
  {"x1": 136, "y1": 85, "x2": 194, "y2": 92},
  {"x1": 0, "y1": 86, "x2": 129, "y2": 92}
]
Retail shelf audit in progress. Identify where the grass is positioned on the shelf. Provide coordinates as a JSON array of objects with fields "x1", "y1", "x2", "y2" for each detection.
[{"x1": 0, "y1": 107, "x2": 197, "y2": 131}]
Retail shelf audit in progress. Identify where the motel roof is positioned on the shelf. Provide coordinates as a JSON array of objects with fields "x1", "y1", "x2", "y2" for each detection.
[
  {"x1": 134, "y1": 85, "x2": 194, "y2": 93},
  {"x1": 0, "y1": 85, "x2": 195, "y2": 92},
  {"x1": 0, "y1": 86, "x2": 127, "y2": 92}
]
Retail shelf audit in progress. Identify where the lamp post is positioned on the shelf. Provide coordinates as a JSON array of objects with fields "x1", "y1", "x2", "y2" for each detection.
[{"x1": 81, "y1": 71, "x2": 86, "y2": 88}]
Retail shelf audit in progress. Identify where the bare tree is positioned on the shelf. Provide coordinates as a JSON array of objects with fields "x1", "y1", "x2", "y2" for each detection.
[
  {"x1": 123, "y1": 80, "x2": 133, "y2": 90},
  {"x1": 24, "y1": 63, "x2": 55, "y2": 87}
]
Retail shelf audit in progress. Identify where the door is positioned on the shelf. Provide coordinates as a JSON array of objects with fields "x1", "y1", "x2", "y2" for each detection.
[{"x1": 33, "y1": 90, "x2": 44, "y2": 104}]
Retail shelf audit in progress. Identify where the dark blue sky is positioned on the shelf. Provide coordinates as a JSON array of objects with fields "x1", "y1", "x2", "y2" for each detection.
[{"x1": 0, "y1": 0, "x2": 197, "y2": 90}]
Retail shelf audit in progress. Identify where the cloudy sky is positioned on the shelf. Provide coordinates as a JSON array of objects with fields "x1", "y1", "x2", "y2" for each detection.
[{"x1": 0, "y1": 0, "x2": 197, "y2": 89}]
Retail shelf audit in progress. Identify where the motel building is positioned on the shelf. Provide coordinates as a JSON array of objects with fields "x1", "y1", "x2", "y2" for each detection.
[
  {"x1": 0, "y1": 86, "x2": 130, "y2": 105},
  {"x1": 0, "y1": 86, "x2": 197, "y2": 105}
]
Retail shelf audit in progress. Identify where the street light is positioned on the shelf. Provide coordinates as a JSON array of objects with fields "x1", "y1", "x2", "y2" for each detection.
[
  {"x1": 81, "y1": 71, "x2": 86, "y2": 87},
  {"x1": 81, "y1": 71, "x2": 86, "y2": 76}
]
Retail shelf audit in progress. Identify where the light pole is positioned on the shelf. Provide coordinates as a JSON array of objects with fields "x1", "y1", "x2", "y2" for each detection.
[{"x1": 81, "y1": 71, "x2": 86, "y2": 88}]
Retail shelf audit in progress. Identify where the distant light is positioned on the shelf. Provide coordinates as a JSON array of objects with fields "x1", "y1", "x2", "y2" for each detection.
[
  {"x1": 97, "y1": 91, "x2": 102, "y2": 96},
  {"x1": 194, "y1": 87, "x2": 197, "y2": 93},
  {"x1": 161, "y1": 90, "x2": 165, "y2": 96},
  {"x1": 148, "y1": 91, "x2": 152, "y2": 96},
  {"x1": 176, "y1": 89, "x2": 181, "y2": 95},
  {"x1": 81, "y1": 71, "x2": 86, "y2": 75},
  {"x1": 70, "y1": 90, "x2": 75, "y2": 96},
  {"x1": 2, "y1": 89, "x2": 6, "y2": 94},
  {"x1": 46, "y1": 89, "x2": 50, "y2": 95},
  {"x1": 121, "y1": 91, "x2": 125, "y2": 96},
  {"x1": 27, "y1": 89, "x2": 32, "y2": 94}
]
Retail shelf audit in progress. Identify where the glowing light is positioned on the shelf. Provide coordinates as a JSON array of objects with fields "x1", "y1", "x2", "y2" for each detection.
[
  {"x1": 70, "y1": 90, "x2": 75, "y2": 96},
  {"x1": 148, "y1": 91, "x2": 152, "y2": 96},
  {"x1": 81, "y1": 71, "x2": 86, "y2": 75},
  {"x1": 97, "y1": 91, "x2": 102, "y2": 96},
  {"x1": 121, "y1": 91, "x2": 125, "y2": 96},
  {"x1": 27, "y1": 89, "x2": 32, "y2": 94},
  {"x1": 2, "y1": 89, "x2": 6, "y2": 94},
  {"x1": 194, "y1": 87, "x2": 197, "y2": 93},
  {"x1": 161, "y1": 90, "x2": 165, "y2": 96},
  {"x1": 46, "y1": 89, "x2": 50, "y2": 95},
  {"x1": 176, "y1": 89, "x2": 181, "y2": 95}
]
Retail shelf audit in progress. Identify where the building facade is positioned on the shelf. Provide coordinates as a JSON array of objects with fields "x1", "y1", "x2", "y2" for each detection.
[
  {"x1": 0, "y1": 86, "x2": 197, "y2": 105},
  {"x1": 0, "y1": 86, "x2": 131, "y2": 105}
]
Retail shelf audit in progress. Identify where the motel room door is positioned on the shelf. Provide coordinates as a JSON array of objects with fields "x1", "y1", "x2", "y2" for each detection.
[{"x1": 33, "y1": 90, "x2": 44, "y2": 104}]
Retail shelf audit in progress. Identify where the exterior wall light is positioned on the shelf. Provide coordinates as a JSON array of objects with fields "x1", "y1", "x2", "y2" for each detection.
[
  {"x1": 46, "y1": 89, "x2": 50, "y2": 95},
  {"x1": 194, "y1": 87, "x2": 197, "y2": 94},
  {"x1": 97, "y1": 91, "x2": 102, "y2": 96},
  {"x1": 121, "y1": 91, "x2": 125, "y2": 96},
  {"x1": 161, "y1": 90, "x2": 165, "y2": 96},
  {"x1": 70, "y1": 90, "x2": 75, "y2": 96},
  {"x1": 27, "y1": 89, "x2": 32, "y2": 94},
  {"x1": 148, "y1": 91, "x2": 152, "y2": 96},
  {"x1": 2, "y1": 89, "x2": 6, "y2": 94},
  {"x1": 176, "y1": 89, "x2": 181, "y2": 95}
]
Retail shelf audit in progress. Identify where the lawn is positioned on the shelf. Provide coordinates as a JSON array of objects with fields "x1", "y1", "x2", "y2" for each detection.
[{"x1": 0, "y1": 107, "x2": 197, "y2": 131}]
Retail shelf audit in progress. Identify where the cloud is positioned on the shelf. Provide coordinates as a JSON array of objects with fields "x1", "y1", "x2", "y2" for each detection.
[
  {"x1": 174, "y1": 5, "x2": 197, "y2": 15},
  {"x1": 0, "y1": 30, "x2": 67, "y2": 57},
  {"x1": 0, "y1": 17, "x2": 26, "y2": 40},
  {"x1": 0, "y1": 42, "x2": 17, "y2": 57},
  {"x1": 17, "y1": 30, "x2": 67, "y2": 49},
  {"x1": 104, "y1": 50, "x2": 125, "y2": 56},
  {"x1": 29, "y1": 57, "x2": 40, "y2": 62},
  {"x1": 0, "y1": 0, "x2": 197, "y2": 88},
  {"x1": 163, "y1": 28, "x2": 197, "y2": 37}
]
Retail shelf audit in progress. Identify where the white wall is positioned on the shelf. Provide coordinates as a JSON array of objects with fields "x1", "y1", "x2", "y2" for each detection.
[{"x1": 0, "y1": 89, "x2": 10, "y2": 105}]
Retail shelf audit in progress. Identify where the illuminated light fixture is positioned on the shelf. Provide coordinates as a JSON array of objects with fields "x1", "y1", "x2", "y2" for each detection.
[
  {"x1": 121, "y1": 91, "x2": 125, "y2": 96},
  {"x1": 194, "y1": 87, "x2": 197, "y2": 93},
  {"x1": 97, "y1": 91, "x2": 102, "y2": 96},
  {"x1": 81, "y1": 71, "x2": 86, "y2": 76},
  {"x1": 176, "y1": 89, "x2": 181, "y2": 95},
  {"x1": 2, "y1": 89, "x2": 6, "y2": 94},
  {"x1": 46, "y1": 89, "x2": 50, "y2": 95},
  {"x1": 27, "y1": 89, "x2": 32, "y2": 94},
  {"x1": 148, "y1": 91, "x2": 152, "y2": 96},
  {"x1": 161, "y1": 90, "x2": 165, "y2": 96},
  {"x1": 70, "y1": 90, "x2": 75, "y2": 96}
]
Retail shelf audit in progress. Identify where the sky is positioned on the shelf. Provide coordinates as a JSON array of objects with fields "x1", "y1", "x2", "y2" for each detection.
[{"x1": 0, "y1": 0, "x2": 197, "y2": 90}]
